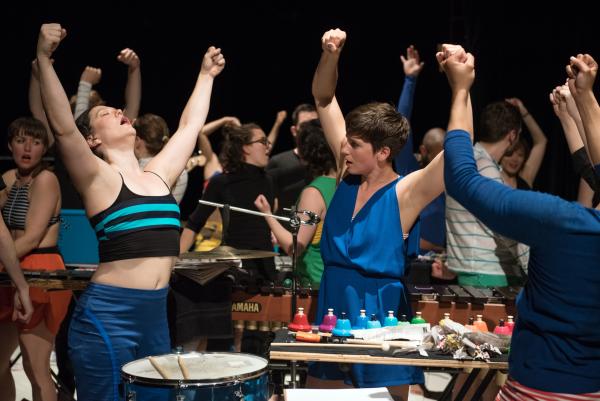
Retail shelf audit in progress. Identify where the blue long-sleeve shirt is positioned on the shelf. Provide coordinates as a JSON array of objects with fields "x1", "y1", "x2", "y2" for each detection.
[
  {"x1": 394, "y1": 76, "x2": 446, "y2": 247},
  {"x1": 444, "y1": 129, "x2": 600, "y2": 393},
  {"x1": 394, "y1": 76, "x2": 419, "y2": 176}
]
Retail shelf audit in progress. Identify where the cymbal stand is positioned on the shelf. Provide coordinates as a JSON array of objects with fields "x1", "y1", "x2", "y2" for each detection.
[{"x1": 199, "y1": 200, "x2": 320, "y2": 388}]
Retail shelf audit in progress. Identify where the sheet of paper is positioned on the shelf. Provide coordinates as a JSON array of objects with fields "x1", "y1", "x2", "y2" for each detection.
[{"x1": 285, "y1": 387, "x2": 393, "y2": 401}]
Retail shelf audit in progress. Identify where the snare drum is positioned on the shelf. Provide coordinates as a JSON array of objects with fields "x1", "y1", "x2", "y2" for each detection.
[{"x1": 121, "y1": 352, "x2": 269, "y2": 401}]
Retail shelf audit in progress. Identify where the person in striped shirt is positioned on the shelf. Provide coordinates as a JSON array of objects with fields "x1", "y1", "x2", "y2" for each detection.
[{"x1": 445, "y1": 100, "x2": 527, "y2": 287}]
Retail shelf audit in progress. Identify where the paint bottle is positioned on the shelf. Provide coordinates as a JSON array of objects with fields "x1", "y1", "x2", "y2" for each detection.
[
  {"x1": 366, "y1": 314, "x2": 382, "y2": 329},
  {"x1": 384, "y1": 310, "x2": 398, "y2": 327},
  {"x1": 410, "y1": 311, "x2": 427, "y2": 324}
]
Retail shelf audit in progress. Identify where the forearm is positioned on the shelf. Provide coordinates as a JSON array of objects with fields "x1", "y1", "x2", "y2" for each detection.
[
  {"x1": 197, "y1": 133, "x2": 214, "y2": 161},
  {"x1": 123, "y1": 67, "x2": 141, "y2": 121},
  {"x1": 574, "y1": 91, "x2": 600, "y2": 164},
  {"x1": 312, "y1": 52, "x2": 340, "y2": 106},
  {"x1": 14, "y1": 235, "x2": 42, "y2": 259},
  {"x1": 447, "y1": 90, "x2": 472, "y2": 136},
  {"x1": 397, "y1": 75, "x2": 417, "y2": 119},
  {"x1": 0, "y1": 229, "x2": 28, "y2": 291},
  {"x1": 38, "y1": 55, "x2": 78, "y2": 137},
  {"x1": 559, "y1": 116, "x2": 585, "y2": 153},
  {"x1": 29, "y1": 75, "x2": 53, "y2": 143},
  {"x1": 267, "y1": 121, "x2": 283, "y2": 147},
  {"x1": 179, "y1": 228, "x2": 196, "y2": 254},
  {"x1": 73, "y1": 81, "x2": 92, "y2": 119},
  {"x1": 180, "y1": 73, "x2": 213, "y2": 128},
  {"x1": 523, "y1": 113, "x2": 547, "y2": 146},
  {"x1": 265, "y1": 217, "x2": 294, "y2": 254}
]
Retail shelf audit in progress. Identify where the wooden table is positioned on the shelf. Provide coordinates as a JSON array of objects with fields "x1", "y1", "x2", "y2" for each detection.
[{"x1": 270, "y1": 330, "x2": 508, "y2": 401}]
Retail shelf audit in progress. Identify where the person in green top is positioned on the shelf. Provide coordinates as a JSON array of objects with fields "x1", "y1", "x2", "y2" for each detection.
[{"x1": 255, "y1": 119, "x2": 336, "y2": 288}]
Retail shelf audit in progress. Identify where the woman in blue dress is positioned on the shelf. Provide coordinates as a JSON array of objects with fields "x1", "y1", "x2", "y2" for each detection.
[{"x1": 306, "y1": 29, "x2": 447, "y2": 399}]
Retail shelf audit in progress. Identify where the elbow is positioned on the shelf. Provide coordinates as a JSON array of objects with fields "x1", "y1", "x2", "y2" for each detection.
[{"x1": 17, "y1": 236, "x2": 42, "y2": 258}]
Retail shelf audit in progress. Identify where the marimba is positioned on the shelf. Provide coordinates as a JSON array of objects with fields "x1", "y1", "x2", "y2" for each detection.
[
  {"x1": 231, "y1": 284, "x2": 317, "y2": 322},
  {"x1": 408, "y1": 284, "x2": 521, "y2": 330}
]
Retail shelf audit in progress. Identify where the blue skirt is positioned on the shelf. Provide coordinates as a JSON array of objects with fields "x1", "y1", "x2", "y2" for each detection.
[
  {"x1": 309, "y1": 266, "x2": 424, "y2": 387},
  {"x1": 69, "y1": 282, "x2": 170, "y2": 401}
]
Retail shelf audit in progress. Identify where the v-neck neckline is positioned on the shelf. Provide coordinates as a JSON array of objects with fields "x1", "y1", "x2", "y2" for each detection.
[{"x1": 350, "y1": 176, "x2": 399, "y2": 222}]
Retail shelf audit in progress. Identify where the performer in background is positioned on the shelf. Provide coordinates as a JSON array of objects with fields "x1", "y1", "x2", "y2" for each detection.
[{"x1": 0, "y1": 116, "x2": 70, "y2": 401}]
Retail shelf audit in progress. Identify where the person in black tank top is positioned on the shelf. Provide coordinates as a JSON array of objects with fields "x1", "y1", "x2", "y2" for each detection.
[{"x1": 36, "y1": 23, "x2": 225, "y2": 401}]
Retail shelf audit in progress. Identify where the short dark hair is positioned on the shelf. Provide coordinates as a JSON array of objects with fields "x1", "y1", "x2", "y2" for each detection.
[
  {"x1": 7, "y1": 117, "x2": 50, "y2": 177},
  {"x1": 133, "y1": 114, "x2": 170, "y2": 156},
  {"x1": 297, "y1": 119, "x2": 335, "y2": 178},
  {"x1": 479, "y1": 101, "x2": 521, "y2": 143},
  {"x1": 345, "y1": 102, "x2": 409, "y2": 162},
  {"x1": 220, "y1": 123, "x2": 262, "y2": 173},
  {"x1": 8, "y1": 117, "x2": 49, "y2": 148},
  {"x1": 75, "y1": 108, "x2": 93, "y2": 138},
  {"x1": 291, "y1": 103, "x2": 316, "y2": 126}
]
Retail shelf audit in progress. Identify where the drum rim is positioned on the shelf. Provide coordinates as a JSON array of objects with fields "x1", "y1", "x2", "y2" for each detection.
[{"x1": 121, "y1": 352, "x2": 268, "y2": 387}]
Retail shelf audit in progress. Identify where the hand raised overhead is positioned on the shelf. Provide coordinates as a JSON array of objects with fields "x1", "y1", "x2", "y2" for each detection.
[
  {"x1": 37, "y1": 23, "x2": 67, "y2": 58},
  {"x1": 436, "y1": 44, "x2": 475, "y2": 92},
  {"x1": 566, "y1": 53, "x2": 598, "y2": 96},
  {"x1": 201, "y1": 46, "x2": 225, "y2": 77},
  {"x1": 321, "y1": 28, "x2": 346, "y2": 54},
  {"x1": 81, "y1": 66, "x2": 102, "y2": 85},
  {"x1": 549, "y1": 85, "x2": 570, "y2": 118},
  {"x1": 401, "y1": 45, "x2": 424, "y2": 77},
  {"x1": 117, "y1": 48, "x2": 140, "y2": 69}
]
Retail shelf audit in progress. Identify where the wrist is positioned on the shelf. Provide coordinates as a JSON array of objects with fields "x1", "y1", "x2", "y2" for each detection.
[{"x1": 521, "y1": 112, "x2": 530, "y2": 119}]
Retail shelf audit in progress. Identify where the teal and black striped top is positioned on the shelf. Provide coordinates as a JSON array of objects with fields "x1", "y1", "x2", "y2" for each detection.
[{"x1": 88, "y1": 176, "x2": 180, "y2": 263}]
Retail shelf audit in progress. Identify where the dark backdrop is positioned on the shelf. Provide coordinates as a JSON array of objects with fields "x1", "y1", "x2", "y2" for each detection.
[{"x1": 3, "y1": 2, "x2": 599, "y2": 217}]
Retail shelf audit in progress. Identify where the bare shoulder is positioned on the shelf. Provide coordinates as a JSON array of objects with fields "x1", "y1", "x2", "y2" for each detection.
[
  {"x1": 31, "y1": 169, "x2": 60, "y2": 192},
  {"x1": 2, "y1": 169, "x2": 17, "y2": 187}
]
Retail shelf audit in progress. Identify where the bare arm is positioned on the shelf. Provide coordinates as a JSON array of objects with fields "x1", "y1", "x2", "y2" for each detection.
[
  {"x1": 267, "y1": 110, "x2": 287, "y2": 150},
  {"x1": 568, "y1": 54, "x2": 600, "y2": 164},
  {"x1": 28, "y1": 60, "x2": 53, "y2": 147},
  {"x1": 254, "y1": 189, "x2": 324, "y2": 256},
  {"x1": 147, "y1": 46, "x2": 225, "y2": 187},
  {"x1": 550, "y1": 86, "x2": 584, "y2": 153},
  {"x1": 14, "y1": 172, "x2": 59, "y2": 258},
  {"x1": 312, "y1": 29, "x2": 347, "y2": 165},
  {"x1": 179, "y1": 228, "x2": 197, "y2": 254},
  {"x1": 118, "y1": 48, "x2": 141, "y2": 121},
  {"x1": 0, "y1": 216, "x2": 33, "y2": 323},
  {"x1": 196, "y1": 116, "x2": 240, "y2": 162},
  {"x1": 506, "y1": 98, "x2": 547, "y2": 187},
  {"x1": 36, "y1": 24, "x2": 102, "y2": 193}
]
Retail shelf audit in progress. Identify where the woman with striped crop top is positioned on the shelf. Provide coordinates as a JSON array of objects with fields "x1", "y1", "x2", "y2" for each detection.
[
  {"x1": 0, "y1": 117, "x2": 69, "y2": 401},
  {"x1": 36, "y1": 23, "x2": 224, "y2": 401}
]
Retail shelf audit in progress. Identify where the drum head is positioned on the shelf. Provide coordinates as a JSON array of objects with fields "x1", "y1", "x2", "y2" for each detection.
[{"x1": 121, "y1": 352, "x2": 268, "y2": 386}]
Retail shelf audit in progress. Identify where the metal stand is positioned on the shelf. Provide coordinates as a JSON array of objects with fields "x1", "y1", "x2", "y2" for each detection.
[{"x1": 198, "y1": 200, "x2": 320, "y2": 389}]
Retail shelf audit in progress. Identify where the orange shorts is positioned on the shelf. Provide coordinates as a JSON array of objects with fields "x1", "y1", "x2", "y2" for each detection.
[{"x1": 0, "y1": 250, "x2": 72, "y2": 335}]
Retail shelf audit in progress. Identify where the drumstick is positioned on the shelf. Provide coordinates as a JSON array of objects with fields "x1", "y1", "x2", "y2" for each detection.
[
  {"x1": 148, "y1": 356, "x2": 171, "y2": 379},
  {"x1": 177, "y1": 355, "x2": 190, "y2": 380}
]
